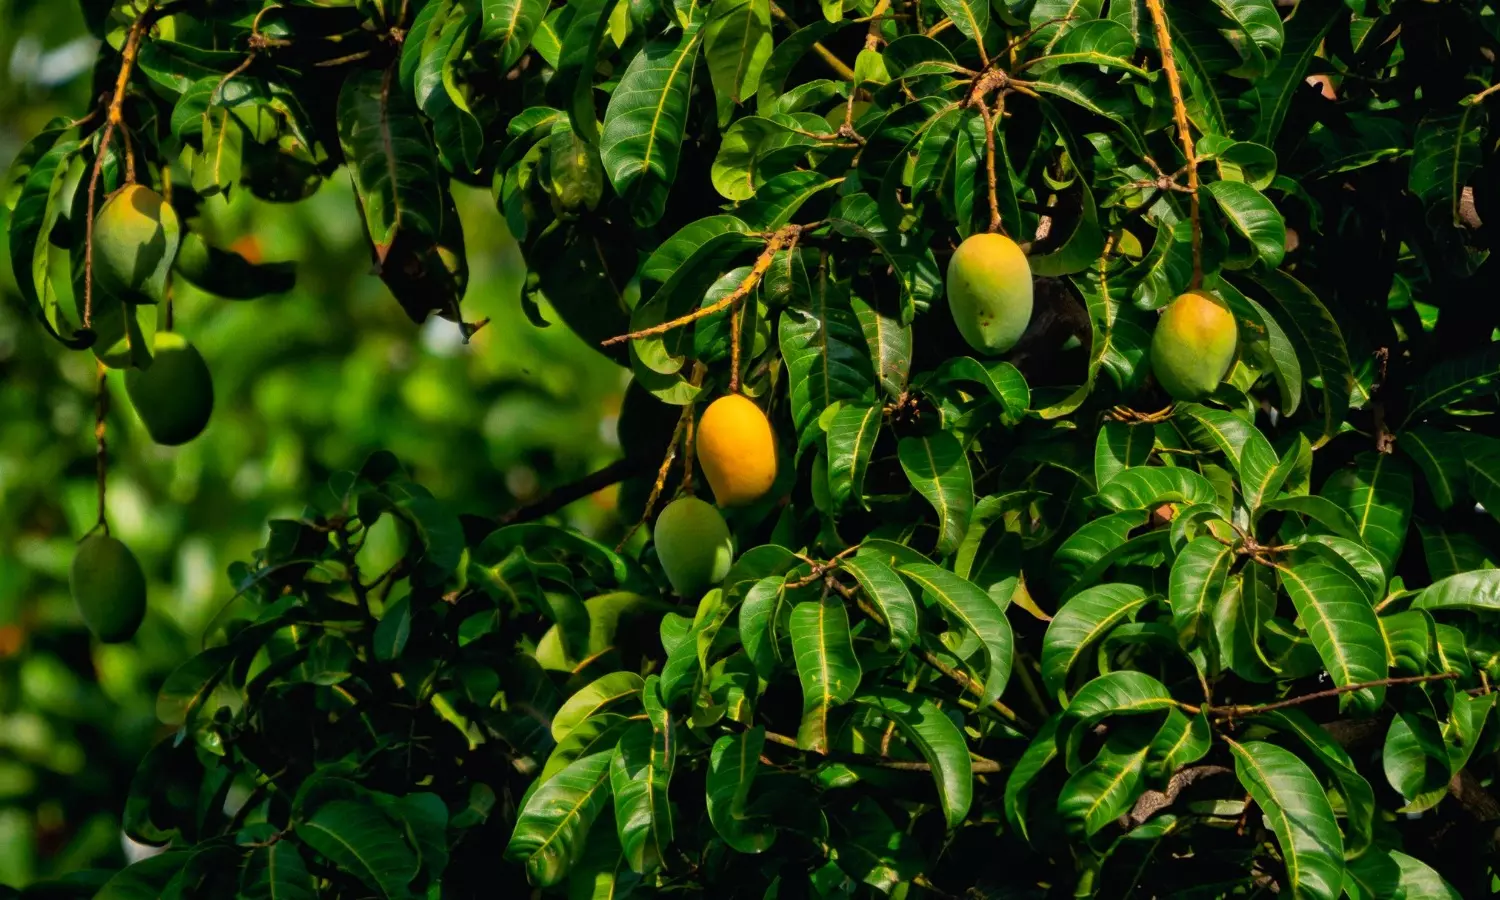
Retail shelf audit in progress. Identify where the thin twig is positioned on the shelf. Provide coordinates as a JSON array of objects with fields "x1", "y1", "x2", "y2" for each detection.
[
  {"x1": 615, "y1": 408, "x2": 691, "y2": 551},
  {"x1": 93, "y1": 361, "x2": 110, "y2": 537},
  {"x1": 498, "y1": 457, "x2": 647, "y2": 525},
  {"x1": 768, "y1": 3, "x2": 855, "y2": 80},
  {"x1": 978, "y1": 96, "x2": 1002, "y2": 234},
  {"x1": 1185, "y1": 672, "x2": 1461, "y2": 719},
  {"x1": 1143, "y1": 0, "x2": 1201, "y2": 288}
]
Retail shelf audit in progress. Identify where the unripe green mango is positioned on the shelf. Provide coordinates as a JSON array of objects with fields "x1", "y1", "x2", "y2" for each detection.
[
  {"x1": 653, "y1": 497, "x2": 733, "y2": 597},
  {"x1": 94, "y1": 184, "x2": 180, "y2": 303},
  {"x1": 945, "y1": 233, "x2": 1033, "y2": 355},
  {"x1": 125, "y1": 332, "x2": 214, "y2": 445},
  {"x1": 70, "y1": 535, "x2": 147, "y2": 643},
  {"x1": 1149, "y1": 289, "x2": 1238, "y2": 402}
]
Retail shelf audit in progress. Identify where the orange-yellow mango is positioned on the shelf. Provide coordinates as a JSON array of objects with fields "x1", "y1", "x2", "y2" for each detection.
[
  {"x1": 696, "y1": 394, "x2": 777, "y2": 506},
  {"x1": 945, "y1": 233, "x2": 1033, "y2": 355},
  {"x1": 1149, "y1": 289, "x2": 1238, "y2": 402},
  {"x1": 93, "y1": 184, "x2": 179, "y2": 302}
]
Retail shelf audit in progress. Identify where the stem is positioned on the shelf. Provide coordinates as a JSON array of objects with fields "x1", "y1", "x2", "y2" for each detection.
[
  {"x1": 93, "y1": 361, "x2": 110, "y2": 536},
  {"x1": 498, "y1": 457, "x2": 647, "y2": 525},
  {"x1": 979, "y1": 96, "x2": 1002, "y2": 234},
  {"x1": 601, "y1": 225, "x2": 803, "y2": 348},
  {"x1": 768, "y1": 3, "x2": 855, "y2": 81},
  {"x1": 1211, "y1": 672, "x2": 1459, "y2": 718},
  {"x1": 614, "y1": 408, "x2": 691, "y2": 551},
  {"x1": 1143, "y1": 0, "x2": 1201, "y2": 289}
]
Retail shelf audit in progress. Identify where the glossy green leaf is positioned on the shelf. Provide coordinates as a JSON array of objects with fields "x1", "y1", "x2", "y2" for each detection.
[
  {"x1": 1097, "y1": 466, "x2": 1218, "y2": 512},
  {"x1": 898, "y1": 432, "x2": 973, "y2": 557},
  {"x1": 1168, "y1": 535, "x2": 1232, "y2": 667},
  {"x1": 703, "y1": 0, "x2": 773, "y2": 126},
  {"x1": 826, "y1": 403, "x2": 880, "y2": 507},
  {"x1": 707, "y1": 726, "x2": 776, "y2": 853},
  {"x1": 899, "y1": 563, "x2": 1013, "y2": 705},
  {"x1": 299, "y1": 800, "x2": 419, "y2": 899},
  {"x1": 1227, "y1": 740, "x2": 1344, "y2": 900},
  {"x1": 600, "y1": 25, "x2": 703, "y2": 226},
  {"x1": 840, "y1": 556, "x2": 917, "y2": 651},
  {"x1": 1094, "y1": 421, "x2": 1152, "y2": 488},
  {"x1": 790, "y1": 593, "x2": 862, "y2": 752},
  {"x1": 1275, "y1": 552, "x2": 1387, "y2": 713},
  {"x1": 854, "y1": 689, "x2": 972, "y2": 829},
  {"x1": 1205, "y1": 181, "x2": 1285, "y2": 268},
  {"x1": 1257, "y1": 708, "x2": 1373, "y2": 858},
  {"x1": 505, "y1": 751, "x2": 615, "y2": 887},
  {"x1": 1041, "y1": 584, "x2": 1149, "y2": 699},
  {"x1": 781, "y1": 271, "x2": 876, "y2": 446},
  {"x1": 610, "y1": 677, "x2": 674, "y2": 873},
  {"x1": 552, "y1": 672, "x2": 645, "y2": 741},
  {"x1": 1246, "y1": 267, "x2": 1351, "y2": 448},
  {"x1": 1319, "y1": 452, "x2": 1412, "y2": 576}
]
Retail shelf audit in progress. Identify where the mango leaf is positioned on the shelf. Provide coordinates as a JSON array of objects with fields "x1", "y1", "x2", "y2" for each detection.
[
  {"x1": 481, "y1": 0, "x2": 546, "y2": 68},
  {"x1": 927, "y1": 357, "x2": 1030, "y2": 427},
  {"x1": 853, "y1": 293, "x2": 912, "y2": 400},
  {"x1": 703, "y1": 0, "x2": 773, "y2": 126},
  {"x1": 1004, "y1": 714, "x2": 1062, "y2": 843},
  {"x1": 1319, "y1": 452, "x2": 1412, "y2": 576},
  {"x1": 707, "y1": 727, "x2": 776, "y2": 852},
  {"x1": 1390, "y1": 851, "x2": 1464, "y2": 900},
  {"x1": 1410, "y1": 107, "x2": 1485, "y2": 230},
  {"x1": 1058, "y1": 722, "x2": 1153, "y2": 836},
  {"x1": 337, "y1": 68, "x2": 445, "y2": 256},
  {"x1": 898, "y1": 432, "x2": 974, "y2": 557},
  {"x1": 899, "y1": 563, "x2": 1013, "y2": 705},
  {"x1": 1256, "y1": 708, "x2": 1373, "y2": 858},
  {"x1": 840, "y1": 556, "x2": 917, "y2": 651},
  {"x1": 1026, "y1": 19, "x2": 1144, "y2": 75},
  {"x1": 1061, "y1": 671, "x2": 1177, "y2": 738},
  {"x1": 1418, "y1": 524, "x2": 1495, "y2": 582},
  {"x1": 1216, "y1": 275, "x2": 1301, "y2": 414},
  {"x1": 781, "y1": 272, "x2": 876, "y2": 447},
  {"x1": 830, "y1": 193, "x2": 942, "y2": 322},
  {"x1": 1095, "y1": 421, "x2": 1153, "y2": 488},
  {"x1": 1414, "y1": 569, "x2": 1500, "y2": 614},
  {"x1": 1246, "y1": 267, "x2": 1352, "y2": 448},
  {"x1": 1227, "y1": 740, "x2": 1344, "y2": 900},
  {"x1": 1275, "y1": 551, "x2": 1387, "y2": 713},
  {"x1": 790, "y1": 593, "x2": 862, "y2": 752},
  {"x1": 1097, "y1": 466, "x2": 1218, "y2": 511},
  {"x1": 1399, "y1": 426, "x2": 1462, "y2": 510},
  {"x1": 240, "y1": 841, "x2": 317, "y2": 900},
  {"x1": 1382, "y1": 708, "x2": 1450, "y2": 811},
  {"x1": 826, "y1": 403, "x2": 880, "y2": 507},
  {"x1": 505, "y1": 751, "x2": 614, "y2": 887},
  {"x1": 1041, "y1": 584, "x2": 1149, "y2": 699},
  {"x1": 1252, "y1": 0, "x2": 1340, "y2": 145},
  {"x1": 299, "y1": 800, "x2": 419, "y2": 899},
  {"x1": 1205, "y1": 181, "x2": 1285, "y2": 268},
  {"x1": 545, "y1": 0, "x2": 613, "y2": 145},
  {"x1": 933, "y1": 0, "x2": 996, "y2": 59},
  {"x1": 7, "y1": 132, "x2": 88, "y2": 347},
  {"x1": 610, "y1": 677, "x2": 675, "y2": 873},
  {"x1": 552, "y1": 671, "x2": 645, "y2": 741},
  {"x1": 1051, "y1": 510, "x2": 1148, "y2": 594},
  {"x1": 854, "y1": 690, "x2": 972, "y2": 829},
  {"x1": 1168, "y1": 536, "x2": 1232, "y2": 668},
  {"x1": 600, "y1": 24, "x2": 703, "y2": 226}
]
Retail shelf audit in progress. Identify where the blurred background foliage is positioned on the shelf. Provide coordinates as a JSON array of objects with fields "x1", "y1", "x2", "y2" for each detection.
[{"x1": 0, "y1": 0, "x2": 628, "y2": 885}]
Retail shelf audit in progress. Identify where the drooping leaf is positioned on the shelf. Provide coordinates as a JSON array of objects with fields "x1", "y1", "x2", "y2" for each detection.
[
  {"x1": 299, "y1": 800, "x2": 419, "y2": 899},
  {"x1": 552, "y1": 671, "x2": 645, "y2": 741},
  {"x1": 1227, "y1": 740, "x2": 1344, "y2": 900},
  {"x1": 840, "y1": 556, "x2": 917, "y2": 651},
  {"x1": 898, "y1": 432, "x2": 974, "y2": 557},
  {"x1": 1041, "y1": 584, "x2": 1149, "y2": 699},
  {"x1": 899, "y1": 563, "x2": 1013, "y2": 705},
  {"x1": 600, "y1": 25, "x2": 703, "y2": 226},
  {"x1": 790, "y1": 594, "x2": 862, "y2": 752},
  {"x1": 1319, "y1": 452, "x2": 1412, "y2": 576},
  {"x1": 610, "y1": 677, "x2": 675, "y2": 873},
  {"x1": 706, "y1": 726, "x2": 776, "y2": 853},
  {"x1": 1275, "y1": 551, "x2": 1387, "y2": 713},
  {"x1": 505, "y1": 751, "x2": 615, "y2": 887},
  {"x1": 853, "y1": 689, "x2": 973, "y2": 829}
]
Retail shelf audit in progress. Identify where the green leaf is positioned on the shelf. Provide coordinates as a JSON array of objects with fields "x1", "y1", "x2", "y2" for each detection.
[
  {"x1": 610, "y1": 677, "x2": 675, "y2": 873},
  {"x1": 1256, "y1": 708, "x2": 1374, "y2": 858},
  {"x1": 1058, "y1": 722, "x2": 1153, "y2": 836},
  {"x1": 1176, "y1": 403, "x2": 1278, "y2": 508},
  {"x1": 481, "y1": 0, "x2": 546, "y2": 69},
  {"x1": 1095, "y1": 421, "x2": 1153, "y2": 488},
  {"x1": 1205, "y1": 180, "x2": 1286, "y2": 268},
  {"x1": 1051, "y1": 510, "x2": 1147, "y2": 594},
  {"x1": 790, "y1": 593, "x2": 862, "y2": 752},
  {"x1": 300, "y1": 800, "x2": 419, "y2": 899},
  {"x1": 932, "y1": 0, "x2": 995, "y2": 59},
  {"x1": 1390, "y1": 851, "x2": 1463, "y2": 900},
  {"x1": 240, "y1": 841, "x2": 317, "y2": 900},
  {"x1": 1216, "y1": 276, "x2": 1302, "y2": 414},
  {"x1": 1319, "y1": 452, "x2": 1412, "y2": 576},
  {"x1": 830, "y1": 193, "x2": 942, "y2": 321},
  {"x1": 505, "y1": 751, "x2": 615, "y2": 887},
  {"x1": 840, "y1": 556, "x2": 917, "y2": 651},
  {"x1": 1246, "y1": 267, "x2": 1352, "y2": 448},
  {"x1": 826, "y1": 403, "x2": 880, "y2": 507},
  {"x1": 7, "y1": 132, "x2": 87, "y2": 347},
  {"x1": 1275, "y1": 552, "x2": 1387, "y2": 713},
  {"x1": 899, "y1": 563, "x2": 1013, "y2": 705},
  {"x1": 552, "y1": 671, "x2": 645, "y2": 741},
  {"x1": 1251, "y1": 0, "x2": 1340, "y2": 145},
  {"x1": 157, "y1": 646, "x2": 236, "y2": 728},
  {"x1": 545, "y1": 0, "x2": 613, "y2": 145},
  {"x1": 927, "y1": 357, "x2": 1030, "y2": 427},
  {"x1": 1259, "y1": 495, "x2": 1362, "y2": 543},
  {"x1": 1400, "y1": 427, "x2": 1462, "y2": 510},
  {"x1": 1041, "y1": 584, "x2": 1149, "y2": 699},
  {"x1": 337, "y1": 68, "x2": 445, "y2": 255},
  {"x1": 1168, "y1": 536, "x2": 1232, "y2": 668},
  {"x1": 1026, "y1": 19, "x2": 1145, "y2": 75},
  {"x1": 1062, "y1": 670, "x2": 1177, "y2": 734},
  {"x1": 1405, "y1": 344, "x2": 1500, "y2": 424},
  {"x1": 853, "y1": 689, "x2": 973, "y2": 829},
  {"x1": 853, "y1": 293, "x2": 912, "y2": 400},
  {"x1": 1097, "y1": 465, "x2": 1218, "y2": 512},
  {"x1": 1227, "y1": 740, "x2": 1344, "y2": 900},
  {"x1": 1004, "y1": 714, "x2": 1062, "y2": 842},
  {"x1": 1418, "y1": 524, "x2": 1496, "y2": 582},
  {"x1": 898, "y1": 432, "x2": 974, "y2": 557},
  {"x1": 1409, "y1": 107, "x2": 1486, "y2": 231},
  {"x1": 1414, "y1": 568, "x2": 1500, "y2": 613},
  {"x1": 707, "y1": 726, "x2": 776, "y2": 853},
  {"x1": 703, "y1": 0, "x2": 773, "y2": 126},
  {"x1": 405, "y1": 0, "x2": 483, "y2": 172},
  {"x1": 1382, "y1": 708, "x2": 1449, "y2": 810},
  {"x1": 600, "y1": 25, "x2": 703, "y2": 226},
  {"x1": 781, "y1": 271, "x2": 876, "y2": 447}
]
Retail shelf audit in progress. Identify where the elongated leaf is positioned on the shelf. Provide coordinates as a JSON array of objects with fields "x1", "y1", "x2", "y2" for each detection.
[
  {"x1": 790, "y1": 594, "x2": 862, "y2": 752},
  {"x1": 1041, "y1": 584, "x2": 1149, "y2": 699},
  {"x1": 1276, "y1": 553, "x2": 1387, "y2": 712},
  {"x1": 1410, "y1": 107, "x2": 1485, "y2": 230},
  {"x1": 505, "y1": 751, "x2": 615, "y2": 887},
  {"x1": 1169, "y1": 536, "x2": 1232, "y2": 667},
  {"x1": 1052, "y1": 510, "x2": 1147, "y2": 593},
  {"x1": 1247, "y1": 267, "x2": 1351, "y2": 448},
  {"x1": 1058, "y1": 722, "x2": 1153, "y2": 836},
  {"x1": 853, "y1": 293, "x2": 911, "y2": 400},
  {"x1": 898, "y1": 432, "x2": 973, "y2": 557},
  {"x1": 1027, "y1": 19, "x2": 1144, "y2": 75},
  {"x1": 899, "y1": 563, "x2": 1013, "y2": 705},
  {"x1": 854, "y1": 689, "x2": 972, "y2": 828},
  {"x1": 707, "y1": 727, "x2": 775, "y2": 852},
  {"x1": 240, "y1": 840, "x2": 317, "y2": 900},
  {"x1": 1320, "y1": 452, "x2": 1412, "y2": 576},
  {"x1": 840, "y1": 556, "x2": 917, "y2": 651},
  {"x1": 552, "y1": 672, "x2": 645, "y2": 741},
  {"x1": 1095, "y1": 421, "x2": 1152, "y2": 488},
  {"x1": 1418, "y1": 524, "x2": 1495, "y2": 582},
  {"x1": 1252, "y1": 1, "x2": 1340, "y2": 144},
  {"x1": 1097, "y1": 466, "x2": 1218, "y2": 512},
  {"x1": 826, "y1": 403, "x2": 880, "y2": 507},
  {"x1": 1257, "y1": 708, "x2": 1373, "y2": 858},
  {"x1": 1004, "y1": 714, "x2": 1062, "y2": 842},
  {"x1": 1206, "y1": 181, "x2": 1286, "y2": 268},
  {"x1": 1414, "y1": 568, "x2": 1500, "y2": 613},
  {"x1": 610, "y1": 678, "x2": 674, "y2": 873},
  {"x1": 933, "y1": 0, "x2": 995, "y2": 59},
  {"x1": 1390, "y1": 851, "x2": 1463, "y2": 900},
  {"x1": 781, "y1": 272, "x2": 875, "y2": 446},
  {"x1": 338, "y1": 68, "x2": 445, "y2": 255},
  {"x1": 546, "y1": 0, "x2": 612, "y2": 145},
  {"x1": 300, "y1": 800, "x2": 419, "y2": 899},
  {"x1": 1401, "y1": 427, "x2": 1463, "y2": 510},
  {"x1": 1228, "y1": 741, "x2": 1344, "y2": 900},
  {"x1": 600, "y1": 25, "x2": 703, "y2": 226},
  {"x1": 482, "y1": 0, "x2": 546, "y2": 68},
  {"x1": 8, "y1": 134, "x2": 87, "y2": 346},
  {"x1": 1062, "y1": 671, "x2": 1177, "y2": 737},
  {"x1": 928, "y1": 357, "x2": 1030, "y2": 427},
  {"x1": 703, "y1": 0, "x2": 772, "y2": 126}
]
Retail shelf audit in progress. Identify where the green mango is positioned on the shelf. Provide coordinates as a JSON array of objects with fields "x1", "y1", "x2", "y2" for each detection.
[
  {"x1": 1149, "y1": 289, "x2": 1238, "y2": 401},
  {"x1": 654, "y1": 497, "x2": 734, "y2": 597},
  {"x1": 945, "y1": 233, "x2": 1034, "y2": 355},
  {"x1": 70, "y1": 535, "x2": 147, "y2": 643},
  {"x1": 125, "y1": 332, "x2": 214, "y2": 445}
]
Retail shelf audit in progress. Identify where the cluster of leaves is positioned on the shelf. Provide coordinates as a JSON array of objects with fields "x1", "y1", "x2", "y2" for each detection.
[{"x1": 10, "y1": 0, "x2": 1500, "y2": 895}]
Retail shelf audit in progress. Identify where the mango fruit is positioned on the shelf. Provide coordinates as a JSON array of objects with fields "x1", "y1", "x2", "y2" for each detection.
[
  {"x1": 70, "y1": 535, "x2": 147, "y2": 643},
  {"x1": 1149, "y1": 290, "x2": 1238, "y2": 401},
  {"x1": 125, "y1": 332, "x2": 214, "y2": 445},
  {"x1": 654, "y1": 497, "x2": 733, "y2": 597},
  {"x1": 696, "y1": 394, "x2": 777, "y2": 507},
  {"x1": 945, "y1": 232, "x2": 1033, "y2": 355},
  {"x1": 93, "y1": 184, "x2": 180, "y2": 303}
]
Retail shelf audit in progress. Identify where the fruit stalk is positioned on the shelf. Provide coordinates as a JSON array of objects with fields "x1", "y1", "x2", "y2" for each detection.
[
  {"x1": 1143, "y1": 0, "x2": 1201, "y2": 289},
  {"x1": 94, "y1": 360, "x2": 109, "y2": 535}
]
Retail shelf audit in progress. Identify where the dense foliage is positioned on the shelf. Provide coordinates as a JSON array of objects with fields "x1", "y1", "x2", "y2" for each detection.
[{"x1": 7, "y1": 0, "x2": 1500, "y2": 896}]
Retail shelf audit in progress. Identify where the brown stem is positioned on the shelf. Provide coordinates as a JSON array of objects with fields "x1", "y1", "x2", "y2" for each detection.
[
  {"x1": 498, "y1": 457, "x2": 647, "y2": 525},
  {"x1": 614, "y1": 407, "x2": 691, "y2": 551},
  {"x1": 93, "y1": 361, "x2": 110, "y2": 536},
  {"x1": 1143, "y1": 0, "x2": 1200, "y2": 289},
  {"x1": 601, "y1": 225, "x2": 803, "y2": 348},
  {"x1": 1206, "y1": 672, "x2": 1460, "y2": 719},
  {"x1": 682, "y1": 369, "x2": 701, "y2": 496},
  {"x1": 768, "y1": 3, "x2": 855, "y2": 81},
  {"x1": 978, "y1": 96, "x2": 1002, "y2": 234},
  {"x1": 729, "y1": 299, "x2": 744, "y2": 394},
  {"x1": 763, "y1": 730, "x2": 1001, "y2": 773},
  {"x1": 82, "y1": 119, "x2": 114, "y2": 329}
]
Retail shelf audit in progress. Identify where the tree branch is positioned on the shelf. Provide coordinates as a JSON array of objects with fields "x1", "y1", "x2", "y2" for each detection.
[
  {"x1": 1143, "y1": 0, "x2": 1201, "y2": 289},
  {"x1": 498, "y1": 457, "x2": 648, "y2": 525},
  {"x1": 1200, "y1": 672, "x2": 1460, "y2": 718}
]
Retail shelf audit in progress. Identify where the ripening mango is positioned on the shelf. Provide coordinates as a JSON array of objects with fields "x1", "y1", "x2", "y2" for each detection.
[
  {"x1": 125, "y1": 332, "x2": 214, "y2": 445},
  {"x1": 654, "y1": 497, "x2": 733, "y2": 597},
  {"x1": 945, "y1": 233, "x2": 1034, "y2": 355},
  {"x1": 94, "y1": 184, "x2": 180, "y2": 302},
  {"x1": 696, "y1": 394, "x2": 777, "y2": 506},
  {"x1": 70, "y1": 535, "x2": 147, "y2": 643},
  {"x1": 1149, "y1": 289, "x2": 1238, "y2": 402}
]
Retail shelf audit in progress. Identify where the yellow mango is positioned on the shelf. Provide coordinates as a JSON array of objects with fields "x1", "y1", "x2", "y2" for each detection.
[
  {"x1": 1149, "y1": 290, "x2": 1238, "y2": 402},
  {"x1": 654, "y1": 497, "x2": 734, "y2": 597},
  {"x1": 696, "y1": 394, "x2": 777, "y2": 506},
  {"x1": 945, "y1": 232, "x2": 1033, "y2": 355}
]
